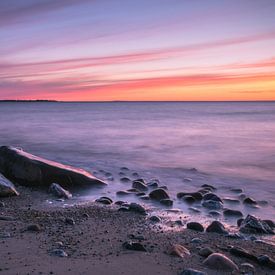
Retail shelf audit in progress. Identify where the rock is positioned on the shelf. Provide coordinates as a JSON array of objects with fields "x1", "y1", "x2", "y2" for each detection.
[
  {"x1": 199, "y1": 247, "x2": 214, "y2": 257},
  {"x1": 208, "y1": 211, "x2": 220, "y2": 216},
  {"x1": 127, "y1": 188, "x2": 139, "y2": 193},
  {"x1": 206, "y1": 221, "x2": 228, "y2": 234},
  {"x1": 120, "y1": 167, "x2": 129, "y2": 171},
  {"x1": 160, "y1": 199, "x2": 173, "y2": 206},
  {"x1": 177, "y1": 192, "x2": 203, "y2": 200},
  {"x1": 188, "y1": 207, "x2": 201, "y2": 213},
  {"x1": 203, "y1": 193, "x2": 223, "y2": 203},
  {"x1": 202, "y1": 200, "x2": 223, "y2": 210},
  {"x1": 147, "y1": 181, "x2": 158, "y2": 188},
  {"x1": 114, "y1": 200, "x2": 125, "y2": 205},
  {"x1": 191, "y1": 238, "x2": 202, "y2": 244},
  {"x1": 0, "y1": 146, "x2": 106, "y2": 188},
  {"x1": 136, "y1": 192, "x2": 146, "y2": 196},
  {"x1": 257, "y1": 255, "x2": 275, "y2": 269},
  {"x1": 132, "y1": 172, "x2": 139, "y2": 177},
  {"x1": 0, "y1": 173, "x2": 19, "y2": 197},
  {"x1": 128, "y1": 234, "x2": 145, "y2": 241},
  {"x1": 230, "y1": 188, "x2": 243, "y2": 193},
  {"x1": 263, "y1": 219, "x2": 275, "y2": 228},
  {"x1": 149, "y1": 188, "x2": 169, "y2": 201},
  {"x1": 237, "y1": 218, "x2": 244, "y2": 227},
  {"x1": 118, "y1": 206, "x2": 129, "y2": 212},
  {"x1": 132, "y1": 180, "x2": 148, "y2": 191},
  {"x1": 49, "y1": 183, "x2": 72, "y2": 199},
  {"x1": 229, "y1": 247, "x2": 257, "y2": 261},
  {"x1": 168, "y1": 244, "x2": 190, "y2": 258},
  {"x1": 223, "y1": 197, "x2": 240, "y2": 204},
  {"x1": 0, "y1": 215, "x2": 15, "y2": 221},
  {"x1": 116, "y1": 190, "x2": 131, "y2": 196},
  {"x1": 180, "y1": 268, "x2": 206, "y2": 275},
  {"x1": 50, "y1": 249, "x2": 68, "y2": 257},
  {"x1": 65, "y1": 217, "x2": 75, "y2": 225},
  {"x1": 0, "y1": 202, "x2": 4, "y2": 207},
  {"x1": 0, "y1": 232, "x2": 11, "y2": 238},
  {"x1": 139, "y1": 195, "x2": 150, "y2": 200},
  {"x1": 201, "y1": 184, "x2": 216, "y2": 191},
  {"x1": 187, "y1": 222, "x2": 204, "y2": 232},
  {"x1": 150, "y1": 215, "x2": 161, "y2": 222},
  {"x1": 129, "y1": 203, "x2": 146, "y2": 214},
  {"x1": 159, "y1": 185, "x2": 168, "y2": 190},
  {"x1": 123, "y1": 241, "x2": 147, "y2": 252},
  {"x1": 223, "y1": 209, "x2": 243, "y2": 217},
  {"x1": 203, "y1": 253, "x2": 238, "y2": 271},
  {"x1": 243, "y1": 197, "x2": 257, "y2": 205},
  {"x1": 95, "y1": 196, "x2": 113, "y2": 205},
  {"x1": 183, "y1": 178, "x2": 192, "y2": 182},
  {"x1": 239, "y1": 215, "x2": 274, "y2": 234},
  {"x1": 26, "y1": 224, "x2": 41, "y2": 232},
  {"x1": 240, "y1": 263, "x2": 255, "y2": 274},
  {"x1": 183, "y1": 195, "x2": 196, "y2": 203},
  {"x1": 120, "y1": 177, "x2": 130, "y2": 183}
]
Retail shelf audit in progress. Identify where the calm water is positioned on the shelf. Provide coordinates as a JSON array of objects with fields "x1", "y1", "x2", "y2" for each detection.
[{"x1": 0, "y1": 102, "x2": 275, "y2": 221}]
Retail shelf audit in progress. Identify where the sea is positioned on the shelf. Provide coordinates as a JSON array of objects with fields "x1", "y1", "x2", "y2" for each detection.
[{"x1": 0, "y1": 101, "x2": 274, "y2": 224}]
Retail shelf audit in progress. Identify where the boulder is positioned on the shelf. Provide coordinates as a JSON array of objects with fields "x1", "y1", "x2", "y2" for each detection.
[
  {"x1": 203, "y1": 253, "x2": 238, "y2": 271},
  {"x1": 206, "y1": 221, "x2": 228, "y2": 234},
  {"x1": 49, "y1": 183, "x2": 72, "y2": 199},
  {"x1": 0, "y1": 173, "x2": 19, "y2": 197},
  {"x1": 187, "y1": 222, "x2": 204, "y2": 232},
  {"x1": 239, "y1": 214, "x2": 274, "y2": 234},
  {"x1": 149, "y1": 188, "x2": 169, "y2": 201},
  {"x1": 168, "y1": 244, "x2": 190, "y2": 258},
  {"x1": 0, "y1": 146, "x2": 106, "y2": 188}
]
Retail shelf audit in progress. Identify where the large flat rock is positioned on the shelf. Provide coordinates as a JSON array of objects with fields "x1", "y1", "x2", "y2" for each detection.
[{"x1": 0, "y1": 146, "x2": 106, "y2": 188}]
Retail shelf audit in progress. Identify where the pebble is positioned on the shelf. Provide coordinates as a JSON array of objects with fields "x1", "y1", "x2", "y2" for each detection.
[
  {"x1": 123, "y1": 241, "x2": 147, "y2": 252},
  {"x1": 208, "y1": 210, "x2": 220, "y2": 216},
  {"x1": 203, "y1": 193, "x2": 223, "y2": 203},
  {"x1": 187, "y1": 222, "x2": 204, "y2": 232},
  {"x1": 168, "y1": 244, "x2": 190, "y2": 258},
  {"x1": 26, "y1": 224, "x2": 41, "y2": 232},
  {"x1": 203, "y1": 253, "x2": 238, "y2": 272},
  {"x1": 223, "y1": 209, "x2": 243, "y2": 217},
  {"x1": 139, "y1": 195, "x2": 150, "y2": 200},
  {"x1": 206, "y1": 221, "x2": 228, "y2": 234},
  {"x1": 240, "y1": 263, "x2": 255, "y2": 274},
  {"x1": 223, "y1": 197, "x2": 240, "y2": 204},
  {"x1": 149, "y1": 215, "x2": 161, "y2": 223},
  {"x1": 132, "y1": 180, "x2": 148, "y2": 191},
  {"x1": 201, "y1": 184, "x2": 216, "y2": 191},
  {"x1": 191, "y1": 238, "x2": 202, "y2": 244},
  {"x1": 129, "y1": 203, "x2": 147, "y2": 215},
  {"x1": 149, "y1": 188, "x2": 169, "y2": 201},
  {"x1": 160, "y1": 199, "x2": 173, "y2": 206},
  {"x1": 177, "y1": 192, "x2": 202, "y2": 200},
  {"x1": 202, "y1": 200, "x2": 223, "y2": 210},
  {"x1": 199, "y1": 247, "x2": 214, "y2": 257},
  {"x1": 120, "y1": 177, "x2": 131, "y2": 183},
  {"x1": 65, "y1": 217, "x2": 75, "y2": 225},
  {"x1": 183, "y1": 195, "x2": 196, "y2": 203},
  {"x1": 50, "y1": 249, "x2": 68, "y2": 257},
  {"x1": 95, "y1": 196, "x2": 113, "y2": 205},
  {"x1": 230, "y1": 188, "x2": 243, "y2": 193},
  {"x1": 116, "y1": 190, "x2": 131, "y2": 196},
  {"x1": 0, "y1": 202, "x2": 5, "y2": 207},
  {"x1": 180, "y1": 268, "x2": 206, "y2": 275},
  {"x1": 243, "y1": 197, "x2": 257, "y2": 205}
]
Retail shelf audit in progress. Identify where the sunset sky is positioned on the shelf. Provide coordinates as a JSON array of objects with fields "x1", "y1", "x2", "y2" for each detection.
[{"x1": 1, "y1": 0, "x2": 275, "y2": 101}]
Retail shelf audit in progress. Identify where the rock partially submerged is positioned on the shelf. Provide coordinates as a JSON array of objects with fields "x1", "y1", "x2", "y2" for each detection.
[
  {"x1": 0, "y1": 146, "x2": 106, "y2": 188},
  {"x1": 0, "y1": 173, "x2": 19, "y2": 197},
  {"x1": 49, "y1": 183, "x2": 72, "y2": 199}
]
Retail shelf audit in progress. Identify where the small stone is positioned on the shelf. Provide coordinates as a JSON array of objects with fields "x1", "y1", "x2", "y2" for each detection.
[
  {"x1": 118, "y1": 206, "x2": 129, "y2": 212},
  {"x1": 223, "y1": 209, "x2": 243, "y2": 217},
  {"x1": 230, "y1": 188, "x2": 243, "y2": 193},
  {"x1": 202, "y1": 200, "x2": 223, "y2": 210},
  {"x1": 183, "y1": 195, "x2": 195, "y2": 203},
  {"x1": 187, "y1": 222, "x2": 204, "y2": 232},
  {"x1": 168, "y1": 244, "x2": 190, "y2": 258},
  {"x1": 65, "y1": 217, "x2": 75, "y2": 225},
  {"x1": 132, "y1": 180, "x2": 148, "y2": 191},
  {"x1": 201, "y1": 184, "x2": 216, "y2": 191},
  {"x1": 223, "y1": 197, "x2": 240, "y2": 204},
  {"x1": 150, "y1": 215, "x2": 161, "y2": 223},
  {"x1": 50, "y1": 249, "x2": 68, "y2": 257},
  {"x1": 123, "y1": 241, "x2": 147, "y2": 252},
  {"x1": 136, "y1": 192, "x2": 146, "y2": 196},
  {"x1": 114, "y1": 200, "x2": 125, "y2": 205},
  {"x1": 183, "y1": 178, "x2": 192, "y2": 182},
  {"x1": 208, "y1": 210, "x2": 220, "y2": 216},
  {"x1": 191, "y1": 238, "x2": 202, "y2": 244},
  {"x1": 129, "y1": 203, "x2": 146, "y2": 214},
  {"x1": 49, "y1": 183, "x2": 72, "y2": 199},
  {"x1": 180, "y1": 268, "x2": 206, "y2": 275},
  {"x1": 26, "y1": 224, "x2": 41, "y2": 232},
  {"x1": 203, "y1": 193, "x2": 223, "y2": 203},
  {"x1": 177, "y1": 192, "x2": 203, "y2": 200},
  {"x1": 149, "y1": 188, "x2": 169, "y2": 201},
  {"x1": 132, "y1": 172, "x2": 139, "y2": 177},
  {"x1": 206, "y1": 221, "x2": 228, "y2": 234},
  {"x1": 0, "y1": 202, "x2": 5, "y2": 207},
  {"x1": 203, "y1": 253, "x2": 238, "y2": 271},
  {"x1": 160, "y1": 199, "x2": 173, "y2": 206},
  {"x1": 188, "y1": 207, "x2": 201, "y2": 213},
  {"x1": 243, "y1": 197, "x2": 257, "y2": 205},
  {"x1": 116, "y1": 190, "x2": 131, "y2": 196},
  {"x1": 95, "y1": 196, "x2": 113, "y2": 205},
  {"x1": 240, "y1": 263, "x2": 255, "y2": 274},
  {"x1": 120, "y1": 167, "x2": 129, "y2": 171},
  {"x1": 199, "y1": 247, "x2": 214, "y2": 257},
  {"x1": 139, "y1": 195, "x2": 150, "y2": 200},
  {"x1": 120, "y1": 177, "x2": 131, "y2": 183},
  {"x1": 0, "y1": 232, "x2": 11, "y2": 238},
  {"x1": 0, "y1": 173, "x2": 19, "y2": 197}
]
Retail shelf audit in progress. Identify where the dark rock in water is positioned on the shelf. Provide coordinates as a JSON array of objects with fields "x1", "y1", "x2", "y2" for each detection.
[
  {"x1": 129, "y1": 203, "x2": 146, "y2": 214},
  {"x1": 0, "y1": 146, "x2": 106, "y2": 188},
  {"x1": 160, "y1": 199, "x2": 173, "y2": 206},
  {"x1": 27, "y1": 224, "x2": 41, "y2": 232},
  {"x1": 240, "y1": 263, "x2": 255, "y2": 274},
  {"x1": 257, "y1": 255, "x2": 275, "y2": 269},
  {"x1": 229, "y1": 247, "x2": 257, "y2": 261},
  {"x1": 263, "y1": 219, "x2": 275, "y2": 228},
  {"x1": 118, "y1": 172, "x2": 125, "y2": 176},
  {"x1": 191, "y1": 238, "x2": 202, "y2": 244},
  {"x1": 223, "y1": 209, "x2": 243, "y2": 217},
  {"x1": 118, "y1": 206, "x2": 129, "y2": 212},
  {"x1": 180, "y1": 268, "x2": 206, "y2": 275},
  {"x1": 150, "y1": 215, "x2": 161, "y2": 222},
  {"x1": 243, "y1": 197, "x2": 257, "y2": 205},
  {"x1": 123, "y1": 241, "x2": 147, "y2": 252},
  {"x1": 206, "y1": 221, "x2": 228, "y2": 234},
  {"x1": 120, "y1": 167, "x2": 129, "y2": 171},
  {"x1": 114, "y1": 200, "x2": 125, "y2": 205},
  {"x1": 65, "y1": 217, "x2": 75, "y2": 225},
  {"x1": 183, "y1": 178, "x2": 192, "y2": 182},
  {"x1": 147, "y1": 180, "x2": 158, "y2": 188},
  {"x1": 132, "y1": 180, "x2": 148, "y2": 191},
  {"x1": 168, "y1": 244, "x2": 190, "y2": 258},
  {"x1": 126, "y1": 188, "x2": 139, "y2": 193},
  {"x1": 203, "y1": 193, "x2": 223, "y2": 203},
  {"x1": 50, "y1": 249, "x2": 68, "y2": 257},
  {"x1": 149, "y1": 188, "x2": 169, "y2": 201},
  {"x1": 136, "y1": 192, "x2": 146, "y2": 196},
  {"x1": 139, "y1": 195, "x2": 150, "y2": 200},
  {"x1": 203, "y1": 253, "x2": 238, "y2": 272},
  {"x1": 0, "y1": 173, "x2": 19, "y2": 197},
  {"x1": 183, "y1": 195, "x2": 195, "y2": 203},
  {"x1": 199, "y1": 247, "x2": 214, "y2": 257},
  {"x1": 202, "y1": 200, "x2": 223, "y2": 210},
  {"x1": 188, "y1": 207, "x2": 201, "y2": 213},
  {"x1": 230, "y1": 188, "x2": 243, "y2": 193},
  {"x1": 239, "y1": 193, "x2": 246, "y2": 199},
  {"x1": 237, "y1": 218, "x2": 244, "y2": 227},
  {"x1": 208, "y1": 210, "x2": 221, "y2": 216},
  {"x1": 159, "y1": 185, "x2": 168, "y2": 190},
  {"x1": 201, "y1": 184, "x2": 216, "y2": 191},
  {"x1": 49, "y1": 183, "x2": 72, "y2": 199},
  {"x1": 223, "y1": 197, "x2": 240, "y2": 204},
  {"x1": 177, "y1": 192, "x2": 203, "y2": 200},
  {"x1": 239, "y1": 214, "x2": 274, "y2": 234},
  {"x1": 187, "y1": 222, "x2": 204, "y2": 232},
  {"x1": 95, "y1": 196, "x2": 113, "y2": 205},
  {"x1": 120, "y1": 177, "x2": 130, "y2": 183},
  {"x1": 116, "y1": 190, "x2": 131, "y2": 196},
  {"x1": 132, "y1": 172, "x2": 139, "y2": 177}
]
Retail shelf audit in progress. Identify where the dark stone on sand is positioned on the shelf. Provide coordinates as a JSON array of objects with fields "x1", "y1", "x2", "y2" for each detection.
[
  {"x1": 199, "y1": 247, "x2": 214, "y2": 257},
  {"x1": 118, "y1": 206, "x2": 129, "y2": 212},
  {"x1": 149, "y1": 188, "x2": 169, "y2": 201},
  {"x1": 177, "y1": 192, "x2": 203, "y2": 200},
  {"x1": 239, "y1": 214, "x2": 274, "y2": 234},
  {"x1": 206, "y1": 221, "x2": 228, "y2": 234},
  {"x1": 202, "y1": 200, "x2": 223, "y2": 210},
  {"x1": 0, "y1": 173, "x2": 19, "y2": 197},
  {"x1": 223, "y1": 209, "x2": 243, "y2": 217},
  {"x1": 123, "y1": 241, "x2": 147, "y2": 252},
  {"x1": 150, "y1": 215, "x2": 161, "y2": 222},
  {"x1": 65, "y1": 217, "x2": 75, "y2": 225},
  {"x1": 160, "y1": 199, "x2": 173, "y2": 206},
  {"x1": 201, "y1": 184, "x2": 216, "y2": 191},
  {"x1": 229, "y1": 247, "x2": 257, "y2": 261},
  {"x1": 187, "y1": 222, "x2": 204, "y2": 232},
  {"x1": 132, "y1": 180, "x2": 148, "y2": 191},
  {"x1": 132, "y1": 172, "x2": 139, "y2": 177},
  {"x1": 95, "y1": 196, "x2": 113, "y2": 205},
  {"x1": 243, "y1": 197, "x2": 257, "y2": 205},
  {"x1": 0, "y1": 146, "x2": 106, "y2": 188},
  {"x1": 49, "y1": 183, "x2": 72, "y2": 199},
  {"x1": 27, "y1": 224, "x2": 41, "y2": 232},
  {"x1": 114, "y1": 200, "x2": 125, "y2": 205},
  {"x1": 183, "y1": 195, "x2": 195, "y2": 203},
  {"x1": 203, "y1": 253, "x2": 238, "y2": 271},
  {"x1": 120, "y1": 177, "x2": 131, "y2": 183},
  {"x1": 180, "y1": 268, "x2": 206, "y2": 275},
  {"x1": 129, "y1": 203, "x2": 146, "y2": 214},
  {"x1": 50, "y1": 249, "x2": 68, "y2": 257}
]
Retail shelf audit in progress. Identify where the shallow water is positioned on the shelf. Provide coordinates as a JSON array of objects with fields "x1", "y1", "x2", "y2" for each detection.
[{"x1": 0, "y1": 101, "x2": 274, "y2": 222}]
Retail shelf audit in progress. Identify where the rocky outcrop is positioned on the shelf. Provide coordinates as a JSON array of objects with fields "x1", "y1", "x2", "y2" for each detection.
[
  {"x1": 0, "y1": 146, "x2": 106, "y2": 188},
  {"x1": 0, "y1": 173, "x2": 19, "y2": 197}
]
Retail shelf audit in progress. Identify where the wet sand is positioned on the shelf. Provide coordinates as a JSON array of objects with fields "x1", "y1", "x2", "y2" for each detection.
[{"x1": 1, "y1": 186, "x2": 274, "y2": 275}]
